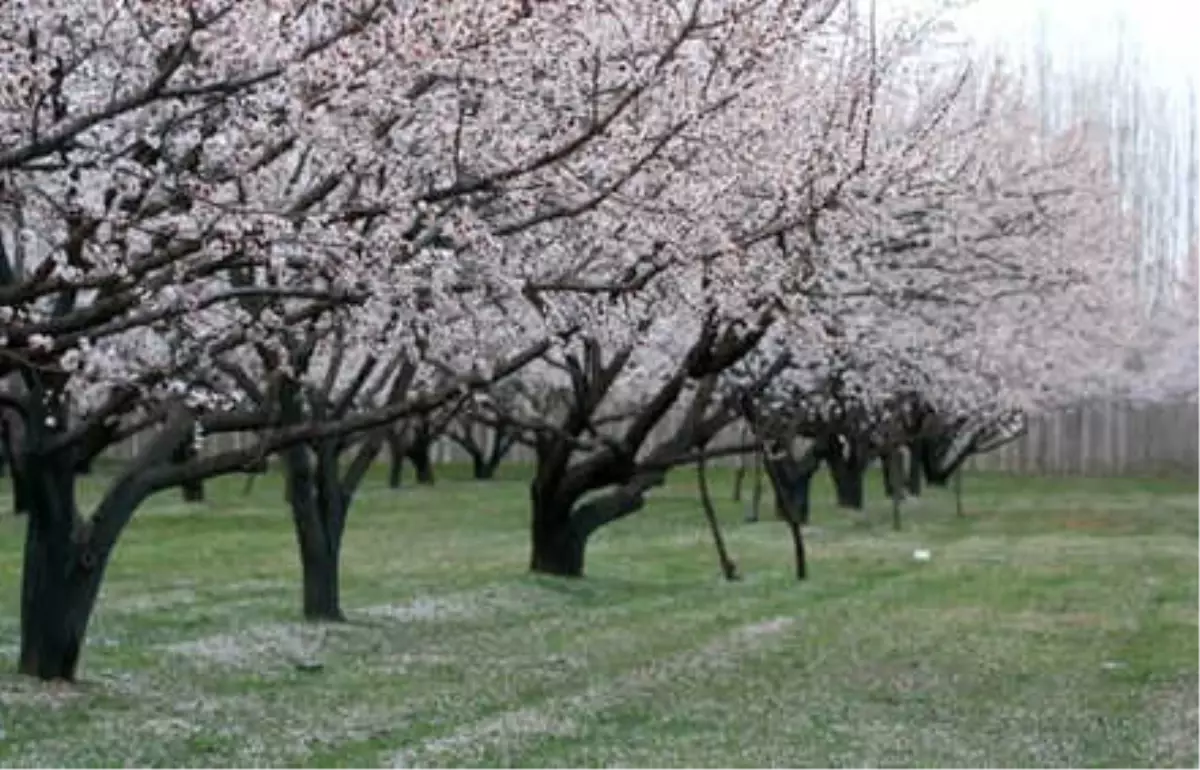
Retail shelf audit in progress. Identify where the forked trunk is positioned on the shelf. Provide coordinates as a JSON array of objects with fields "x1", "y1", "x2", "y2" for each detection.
[
  {"x1": 528, "y1": 470, "x2": 657, "y2": 578},
  {"x1": 284, "y1": 444, "x2": 348, "y2": 622}
]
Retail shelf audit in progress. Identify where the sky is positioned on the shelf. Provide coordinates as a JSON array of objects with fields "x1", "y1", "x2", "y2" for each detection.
[
  {"x1": 949, "y1": 0, "x2": 1200, "y2": 92},
  {"x1": 936, "y1": 0, "x2": 1200, "y2": 290}
]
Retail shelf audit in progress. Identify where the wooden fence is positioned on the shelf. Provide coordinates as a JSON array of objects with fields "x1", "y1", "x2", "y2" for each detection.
[
  {"x1": 106, "y1": 399, "x2": 1198, "y2": 479},
  {"x1": 965, "y1": 400, "x2": 1198, "y2": 477}
]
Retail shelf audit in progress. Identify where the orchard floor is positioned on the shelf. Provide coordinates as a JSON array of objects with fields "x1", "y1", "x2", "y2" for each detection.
[{"x1": 0, "y1": 465, "x2": 1196, "y2": 767}]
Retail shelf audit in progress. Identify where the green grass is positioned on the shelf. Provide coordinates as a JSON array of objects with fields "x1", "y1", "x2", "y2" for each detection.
[{"x1": 0, "y1": 464, "x2": 1196, "y2": 767}]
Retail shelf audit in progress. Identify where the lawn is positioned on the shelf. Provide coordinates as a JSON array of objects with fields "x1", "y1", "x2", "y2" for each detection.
[{"x1": 0, "y1": 465, "x2": 1196, "y2": 767}]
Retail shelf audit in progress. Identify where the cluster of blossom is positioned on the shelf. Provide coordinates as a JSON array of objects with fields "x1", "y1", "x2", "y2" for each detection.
[
  {"x1": 716, "y1": 58, "x2": 1152, "y2": 451},
  {"x1": 0, "y1": 0, "x2": 1164, "y2": 477}
]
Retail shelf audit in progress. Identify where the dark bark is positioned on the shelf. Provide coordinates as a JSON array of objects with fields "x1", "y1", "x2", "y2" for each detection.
[
  {"x1": 917, "y1": 428, "x2": 974, "y2": 488},
  {"x1": 18, "y1": 459, "x2": 110, "y2": 681},
  {"x1": 10, "y1": 459, "x2": 30, "y2": 516},
  {"x1": 905, "y1": 442, "x2": 923, "y2": 496},
  {"x1": 2, "y1": 420, "x2": 29, "y2": 515},
  {"x1": 525, "y1": 329, "x2": 766, "y2": 577},
  {"x1": 760, "y1": 442, "x2": 820, "y2": 580},
  {"x1": 276, "y1": 381, "x2": 394, "y2": 622},
  {"x1": 826, "y1": 436, "x2": 868, "y2": 510},
  {"x1": 881, "y1": 450, "x2": 903, "y2": 500},
  {"x1": 450, "y1": 419, "x2": 516, "y2": 481},
  {"x1": 731, "y1": 425, "x2": 750, "y2": 503},
  {"x1": 405, "y1": 440, "x2": 434, "y2": 485},
  {"x1": 283, "y1": 441, "x2": 348, "y2": 622},
  {"x1": 529, "y1": 479, "x2": 652, "y2": 577},
  {"x1": 529, "y1": 499, "x2": 588, "y2": 577},
  {"x1": 765, "y1": 443, "x2": 820, "y2": 526},
  {"x1": 471, "y1": 453, "x2": 493, "y2": 481},
  {"x1": 882, "y1": 450, "x2": 905, "y2": 530},
  {"x1": 8, "y1": 384, "x2": 195, "y2": 681},
  {"x1": 242, "y1": 470, "x2": 262, "y2": 497},
  {"x1": 171, "y1": 440, "x2": 205, "y2": 502},
  {"x1": 785, "y1": 519, "x2": 807, "y2": 580},
  {"x1": 696, "y1": 444, "x2": 739, "y2": 581},
  {"x1": 745, "y1": 448, "x2": 764, "y2": 523},
  {"x1": 386, "y1": 429, "x2": 405, "y2": 489},
  {"x1": 476, "y1": 425, "x2": 516, "y2": 480}
]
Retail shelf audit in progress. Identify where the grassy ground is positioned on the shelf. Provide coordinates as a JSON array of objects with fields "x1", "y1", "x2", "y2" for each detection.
[{"x1": 0, "y1": 464, "x2": 1195, "y2": 767}]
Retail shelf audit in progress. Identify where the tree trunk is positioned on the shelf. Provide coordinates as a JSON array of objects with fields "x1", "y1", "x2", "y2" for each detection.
[
  {"x1": 731, "y1": 462, "x2": 746, "y2": 502},
  {"x1": 242, "y1": 471, "x2": 260, "y2": 497},
  {"x1": 827, "y1": 438, "x2": 868, "y2": 510},
  {"x1": 732, "y1": 427, "x2": 750, "y2": 503},
  {"x1": 19, "y1": 521, "x2": 106, "y2": 681},
  {"x1": 881, "y1": 451, "x2": 904, "y2": 500},
  {"x1": 697, "y1": 445, "x2": 739, "y2": 581},
  {"x1": 17, "y1": 462, "x2": 109, "y2": 681},
  {"x1": 832, "y1": 466, "x2": 865, "y2": 509},
  {"x1": 529, "y1": 502, "x2": 587, "y2": 577},
  {"x1": 284, "y1": 444, "x2": 347, "y2": 622},
  {"x1": 882, "y1": 451, "x2": 905, "y2": 530},
  {"x1": 476, "y1": 429, "x2": 514, "y2": 481},
  {"x1": 171, "y1": 441, "x2": 204, "y2": 503},
  {"x1": 181, "y1": 479, "x2": 204, "y2": 502},
  {"x1": 11, "y1": 462, "x2": 29, "y2": 516},
  {"x1": 406, "y1": 442, "x2": 434, "y2": 485},
  {"x1": 766, "y1": 448, "x2": 817, "y2": 526},
  {"x1": 528, "y1": 425, "x2": 591, "y2": 577},
  {"x1": 386, "y1": 431, "x2": 405, "y2": 489},
  {"x1": 470, "y1": 451, "x2": 494, "y2": 480},
  {"x1": 299, "y1": 540, "x2": 342, "y2": 621},
  {"x1": 905, "y1": 443, "x2": 923, "y2": 497},
  {"x1": 760, "y1": 442, "x2": 817, "y2": 580},
  {"x1": 918, "y1": 437, "x2": 951, "y2": 488},
  {"x1": 786, "y1": 519, "x2": 807, "y2": 580},
  {"x1": 745, "y1": 449, "x2": 764, "y2": 523},
  {"x1": 527, "y1": 460, "x2": 654, "y2": 579}
]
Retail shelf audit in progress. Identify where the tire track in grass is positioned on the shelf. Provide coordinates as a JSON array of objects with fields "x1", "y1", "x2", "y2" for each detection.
[{"x1": 385, "y1": 616, "x2": 799, "y2": 768}]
